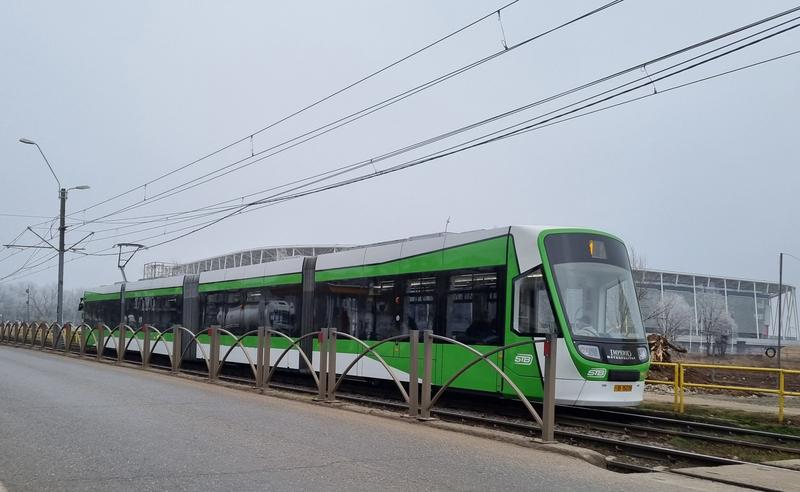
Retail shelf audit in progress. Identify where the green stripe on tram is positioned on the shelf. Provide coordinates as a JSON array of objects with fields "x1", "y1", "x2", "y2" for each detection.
[
  {"x1": 198, "y1": 273, "x2": 302, "y2": 293},
  {"x1": 84, "y1": 292, "x2": 120, "y2": 302},
  {"x1": 123, "y1": 287, "x2": 183, "y2": 298},
  {"x1": 316, "y1": 236, "x2": 508, "y2": 282}
]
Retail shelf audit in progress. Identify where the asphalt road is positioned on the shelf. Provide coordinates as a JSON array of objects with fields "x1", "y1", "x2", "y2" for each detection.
[{"x1": 0, "y1": 346, "x2": 736, "y2": 491}]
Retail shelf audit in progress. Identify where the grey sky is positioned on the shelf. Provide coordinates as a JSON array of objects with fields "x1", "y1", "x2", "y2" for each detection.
[{"x1": 1, "y1": 1, "x2": 798, "y2": 291}]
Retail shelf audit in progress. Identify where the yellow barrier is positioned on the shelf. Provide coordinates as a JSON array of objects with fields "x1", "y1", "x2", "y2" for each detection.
[
  {"x1": 645, "y1": 362, "x2": 800, "y2": 423},
  {"x1": 645, "y1": 362, "x2": 680, "y2": 411}
]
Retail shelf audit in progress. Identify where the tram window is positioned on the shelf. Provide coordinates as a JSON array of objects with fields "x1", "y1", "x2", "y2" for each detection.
[
  {"x1": 445, "y1": 270, "x2": 502, "y2": 345},
  {"x1": 202, "y1": 293, "x2": 226, "y2": 331},
  {"x1": 405, "y1": 276, "x2": 436, "y2": 331},
  {"x1": 84, "y1": 300, "x2": 119, "y2": 327},
  {"x1": 125, "y1": 295, "x2": 182, "y2": 329},
  {"x1": 262, "y1": 285, "x2": 301, "y2": 336},
  {"x1": 315, "y1": 279, "x2": 370, "y2": 337},
  {"x1": 201, "y1": 286, "x2": 301, "y2": 337},
  {"x1": 368, "y1": 279, "x2": 402, "y2": 340},
  {"x1": 513, "y1": 268, "x2": 557, "y2": 335}
]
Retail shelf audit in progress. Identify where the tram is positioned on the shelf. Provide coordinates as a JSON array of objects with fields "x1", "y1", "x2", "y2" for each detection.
[{"x1": 82, "y1": 226, "x2": 650, "y2": 406}]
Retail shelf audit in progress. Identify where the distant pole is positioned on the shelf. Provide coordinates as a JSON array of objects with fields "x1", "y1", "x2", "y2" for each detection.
[
  {"x1": 25, "y1": 288, "x2": 30, "y2": 322},
  {"x1": 778, "y1": 253, "x2": 783, "y2": 370},
  {"x1": 57, "y1": 187, "x2": 66, "y2": 325}
]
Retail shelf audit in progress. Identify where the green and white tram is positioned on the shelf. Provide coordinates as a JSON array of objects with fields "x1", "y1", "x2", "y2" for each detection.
[{"x1": 82, "y1": 226, "x2": 650, "y2": 406}]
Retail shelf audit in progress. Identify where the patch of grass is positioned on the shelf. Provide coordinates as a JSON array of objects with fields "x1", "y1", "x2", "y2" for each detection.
[
  {"x1": 667, "y1": 435, "x2": 799, "y2": 463},
  {"x1": 638, "y1": 401, "x2": 800, "y2": 436}
]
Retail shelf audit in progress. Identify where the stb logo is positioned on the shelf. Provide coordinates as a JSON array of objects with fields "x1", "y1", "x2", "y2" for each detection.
[
  {"x1": 587, "y1": 368, "x2": 607, "y2": 378},
  {"x1": 514, "y1": 354, "x2": 534, "y2": 365}
]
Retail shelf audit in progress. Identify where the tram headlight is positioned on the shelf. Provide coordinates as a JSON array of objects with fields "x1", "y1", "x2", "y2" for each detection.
[
  {"x1": 637, "y1": 346, "x2": 649, "y2": 362},
  {"x1": 577, "y1": 344, "x2": 601, "y2": 361}
]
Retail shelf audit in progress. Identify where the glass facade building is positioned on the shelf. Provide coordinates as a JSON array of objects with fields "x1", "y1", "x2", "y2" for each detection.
[{"x1": 633, "y1": 269, "x2": 798, "y2": 353}]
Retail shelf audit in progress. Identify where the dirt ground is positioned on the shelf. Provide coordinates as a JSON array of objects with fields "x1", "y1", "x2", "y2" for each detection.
[{"x1": 648, "y1": 348, "x2": 800, "y2": 394}]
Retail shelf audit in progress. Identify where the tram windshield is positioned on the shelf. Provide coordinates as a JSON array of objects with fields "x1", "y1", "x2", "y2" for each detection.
[{"x1": 544, "y1": 233, "x2": 646, "y2": 341}]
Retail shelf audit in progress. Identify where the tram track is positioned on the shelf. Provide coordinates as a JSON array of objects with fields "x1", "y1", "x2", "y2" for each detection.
[{"x1": 191, "y1": 369, "x2": 787, "y2": 472}]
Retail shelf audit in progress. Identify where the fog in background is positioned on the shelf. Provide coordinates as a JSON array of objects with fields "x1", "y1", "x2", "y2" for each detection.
[{"x1": 1, "y1": 0, "x2": 798, "y2": 296}]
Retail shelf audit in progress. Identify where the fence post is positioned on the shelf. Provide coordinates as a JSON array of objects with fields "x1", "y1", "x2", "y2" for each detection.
[
  {"x1": 209, "y1": 327, "x2": 219, "y2": 381},
  {"x1": 678, "y1": 364, "x2": 685, "y2": 414},
  {"x1": 326, "y1": 329, "x2": 337, "y2": 402},
  {"x1": 419, "y1": 330, "x2": 433, "y2": 420},
  {"x1": 117, "y1": 324, "x2": 126, "y2": 364},
  {"x1": 64, "y1": 324, "x2": 71, "y2": 355},
  {"x1": 408, "y1": 330, "x2": 419, "y2": 417},
  {"x1": 79, "y1": 326, "x2": 87, "y2": 356},
  {"x1": 256, "y1": 326, "x2": 265, "y2": 389},
  {"x1": 779, "y1": 370, "x2": 785, "y2": 424},
  {"x1": 541, "y1": 333, "x2": 557, "y2": 443},
  {"x1": 171, "y1": 327, "x2": 182, "y2": 373},
  {"x1": 317, "y1": 329, "x2": 328, "y2": 401},
  {"x1": 97, "y1": 326, "x2": 105, "y2": 361},
  {"x1": 142, "y1": 325, "x2": 150, "y2": 369},
  {"x1": 41, "y1": 324, "x2": 47, "y2": 349},
  {"x1": 263, "y1": 328, "x2": 271, "y2": 390},
  {"x1": 672, "y1": 363, "x2": 679, "y2": 412}
]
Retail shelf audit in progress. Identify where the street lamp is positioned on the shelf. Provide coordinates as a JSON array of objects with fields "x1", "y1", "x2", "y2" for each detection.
[{"x1": 19, "y1": 137, "x2": 90, "y2": 325}]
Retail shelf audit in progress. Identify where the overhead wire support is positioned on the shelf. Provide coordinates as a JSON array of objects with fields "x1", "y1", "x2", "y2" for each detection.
[{"x1": 497, "y1": 9, "x2": 509, "y2": 50}]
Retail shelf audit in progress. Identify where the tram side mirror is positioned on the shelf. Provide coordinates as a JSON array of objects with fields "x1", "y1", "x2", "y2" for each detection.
[{"x1": 78, "y1": 298, "x2": 85, "y2": 311}]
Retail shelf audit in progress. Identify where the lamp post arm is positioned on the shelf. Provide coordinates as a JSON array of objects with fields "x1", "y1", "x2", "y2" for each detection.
[{"x1": 33, "y1": 143, "x2": 60, "y2": 190}]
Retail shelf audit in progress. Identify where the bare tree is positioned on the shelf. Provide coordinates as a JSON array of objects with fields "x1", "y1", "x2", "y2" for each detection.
[
  {"x1": 628, "y1": 247, "x2": 648, "y2": 304},
  {"x1": 0, "y1": 283, "x2": 85, "y2": 323},
  {"x1": 28, "y1": 284, "x2": 58, "y2": 320},
  {"x1": 655, "y1": 292, "x2": 693, "y2": 341},
  {"x1": 696, "y1": 288, "x2": 736, "y2": 356}
]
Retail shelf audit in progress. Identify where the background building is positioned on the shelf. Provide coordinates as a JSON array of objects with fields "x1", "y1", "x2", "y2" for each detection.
[{"x1": 634, "y1": 268, "x2": 798, "y2": 354}]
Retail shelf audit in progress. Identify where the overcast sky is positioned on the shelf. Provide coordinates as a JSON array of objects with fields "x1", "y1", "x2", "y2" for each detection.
[{"x1": 1, "y1": 0, "x2": 798, "y2": 291}]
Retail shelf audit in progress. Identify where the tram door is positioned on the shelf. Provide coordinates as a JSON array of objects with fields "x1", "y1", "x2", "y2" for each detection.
[
  {"x1": 182, "y1": 274, "x2": 200, "y2": 360},
  {"x1": 299, "y1": 256, "x2": 317, "y2": 373}
]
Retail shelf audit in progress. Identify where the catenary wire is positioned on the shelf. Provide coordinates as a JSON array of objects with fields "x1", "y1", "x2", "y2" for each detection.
[
  {"x1": 65, "y1": 1, "x2": 625, "y2": 231},
  {"x1": 58, "y1": 1, "x2": 524, "y2": 220},
  {"x1": 3, "y1": 11, "x2": 799, "y2": 281},
  {"x1": 69, "y1": 7, "x2": 800, "y2": 242}
]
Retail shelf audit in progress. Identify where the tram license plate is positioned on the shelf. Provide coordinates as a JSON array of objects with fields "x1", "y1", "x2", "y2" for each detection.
[{"x1": 613, "y1": 384, "x2": 632, "y2": 392}]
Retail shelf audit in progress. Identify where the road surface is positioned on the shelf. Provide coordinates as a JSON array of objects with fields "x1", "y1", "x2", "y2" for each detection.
[{"x1": 0, "y1": 345, "x2": 739, "y2": 491}]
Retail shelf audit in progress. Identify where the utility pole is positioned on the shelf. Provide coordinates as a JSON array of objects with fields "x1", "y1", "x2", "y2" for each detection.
[
  {"x1": 778, "y1": 252, "x2": 783, "y2": 370},
  {"x1": 12, "y1": 138, "x2": 91, "y2": 325},
  {"x1": 57, "y1": 187, "x2": 66, "y2": 324},
  {"x1": 25, "y1": 287, "x2": 30, "y2": 322}
]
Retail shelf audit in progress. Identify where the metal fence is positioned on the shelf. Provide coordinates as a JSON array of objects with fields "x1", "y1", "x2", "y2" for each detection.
[
  {"x1": 0, "y1": 321, "x2": 556, "y2": 439},
  {"x1": 646, "y1": 361, "x2": 800, "y2": 423}
]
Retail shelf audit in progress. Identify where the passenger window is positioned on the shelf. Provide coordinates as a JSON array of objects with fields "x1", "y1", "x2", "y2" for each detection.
[
  {"x1": 368, "y1": 279, "x2": 402, "y2": 340},
  {"x1": 446, "y1": 271, "x2": 501, "y2": 345},
  {"x1": 404, "y1": 276, "x2": 436, "y2": 331}
]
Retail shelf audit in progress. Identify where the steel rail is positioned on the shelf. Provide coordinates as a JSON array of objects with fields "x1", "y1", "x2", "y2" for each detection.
[
  {"x1": 560, "y1": 406, "x2": 800, "y2": 443},
  {"x1": 557, "y1": 415, "x2": 800, "y2": 454}
]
